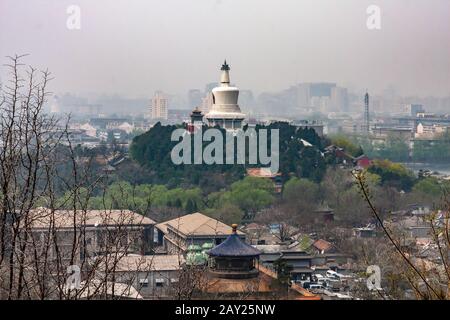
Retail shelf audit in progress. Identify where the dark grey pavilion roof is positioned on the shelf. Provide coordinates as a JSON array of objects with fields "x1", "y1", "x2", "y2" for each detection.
[{"x1": 208, "y1": 233, "x2": 261, "y2": 258}]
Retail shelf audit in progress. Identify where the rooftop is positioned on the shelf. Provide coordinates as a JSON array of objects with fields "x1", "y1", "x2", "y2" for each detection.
[
  {"x1": 312, "y1": 239, "x2": 334, "y2": 252},
  {"x1": 156, "y1": 212, "x2": 244, "y2": 237},
  {"x1": 27, "y1": 208, "x2": 155, "y2": 230},
  {"x1": 74, "y1": 279, "x2": 143, "y2": 300},
  {"x1": 246, "y1": 167, "x2": 281, "y2": 178},
  {"x1": 113, "y1": 254, "x2": 184, "y2": 272},
  {"x1": 208, "y1": 224, "x2": 260, "y2": 257}
]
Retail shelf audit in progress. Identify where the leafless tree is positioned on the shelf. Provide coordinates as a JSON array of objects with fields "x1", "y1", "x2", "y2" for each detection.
[
  {"x1": 0, "y1": 55, "x2": 155, "y2": 300},
  {"x1": 353, "y1": 169, "x2": 449, "y2": 299}
]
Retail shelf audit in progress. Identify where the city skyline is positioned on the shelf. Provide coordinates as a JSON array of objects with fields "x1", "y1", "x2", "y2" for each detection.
[{"x1": 0, "y1": 0, "x2": 449, "y2": 99}]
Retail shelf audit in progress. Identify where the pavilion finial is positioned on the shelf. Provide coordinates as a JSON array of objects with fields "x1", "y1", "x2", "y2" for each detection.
[
  {"x1": 221, "y1": 59, "x2": 230, "y2": 71},
  {"x1": 231, "y1": 223, "x2": 238, "y2": 234}
]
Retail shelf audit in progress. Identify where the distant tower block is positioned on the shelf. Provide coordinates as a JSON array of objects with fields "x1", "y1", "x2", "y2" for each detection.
[
  {"x1": 150, "y1": 91, "x2": 168, "y2": 120},
  {"x1": 205, "y1": 60, "x2": 246, "y2": 130},
  {"x1": 364, "y1": 91, "x2": 370, "y2": 134}
]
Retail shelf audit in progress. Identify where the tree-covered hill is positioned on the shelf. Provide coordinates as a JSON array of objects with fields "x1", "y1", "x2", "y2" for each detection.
[{"x1": 129, "y1": 121, "x2": 328, "y2": 186}]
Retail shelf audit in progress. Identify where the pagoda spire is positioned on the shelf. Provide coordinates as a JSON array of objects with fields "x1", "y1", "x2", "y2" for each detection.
[
  {"x1": 220, "y1": 59, "x2": 230, "y2": 84},
  {"x1": 221, "y1": 59, "x2": 230, "y2": 71}
]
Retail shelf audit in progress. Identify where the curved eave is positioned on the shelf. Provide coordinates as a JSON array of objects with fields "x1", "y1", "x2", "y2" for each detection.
[
  {"x1": 208, "y1": 252, "x2": 260, "y2": 258},
  {"x1": 207, "y1": 234, "x2": 261, "y2": 258}
]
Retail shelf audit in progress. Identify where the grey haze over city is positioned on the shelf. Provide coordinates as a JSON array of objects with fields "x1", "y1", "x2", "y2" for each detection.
[
  {"x1": 2, "y1": 0, "x2": 450, "y2": 303},
  {"x1": 0, "y1": 0, "x2": 449, "y2": 101}
]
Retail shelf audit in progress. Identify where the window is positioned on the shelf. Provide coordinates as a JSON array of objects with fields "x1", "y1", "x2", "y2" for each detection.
[
  {"x1": 155, "y1": 278, "x2": 165, "y2": 287},
  {"x1": 139, "y1": 278, "x2": 149, "y2": 288}
]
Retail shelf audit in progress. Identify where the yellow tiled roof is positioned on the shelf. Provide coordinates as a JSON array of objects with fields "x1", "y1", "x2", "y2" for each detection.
[
  {"x1": 156, "y1": 212, "x2": 244, "y2": 237},
  {"x1": 27, "y1": 208, "x2": 155, "y2": 229},
  {"x1": 113, "y1": 254, "x2": 185, "y2": 272}
]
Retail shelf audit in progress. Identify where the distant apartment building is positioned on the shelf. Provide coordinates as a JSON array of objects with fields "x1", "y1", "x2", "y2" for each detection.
[
  {"x1": 46, "y1": 127, "x2": 101, "y2": 148},
  {"x1": 330, "y1": 87, "x2": 349, "y2": 112},
  {"x1": 292, "y1": 119, "x2": 325, "y2": 137},
  {"x1": 372, "y1": 125, "x2": 413, "y2": 141},
  {"x1": 89, "y1": 117, "x2": 130, "y2": 129},
  {"x1": 404, "y1": 104, "x2": 425, "y2": 117},
  {"x1": 415, "y1": 122, "x2": 450, "y2": 139},
  {"x1": 150, "y1": 91, "x2": 168, "y2": 120},
  {"x1": 296, "y1": 82, "x2": 348, "y2": 113}
]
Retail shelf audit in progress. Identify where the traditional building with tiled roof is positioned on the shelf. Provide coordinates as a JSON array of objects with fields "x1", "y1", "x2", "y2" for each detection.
[
  {"x1": 155, "y1": 212, "x2": 245, "y2": 254},
  {"x1": 202, "y1": 224, "x2": 320, "y2": 300}
]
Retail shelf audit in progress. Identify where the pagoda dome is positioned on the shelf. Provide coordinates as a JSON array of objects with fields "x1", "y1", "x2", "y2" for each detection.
[
  {"x1": 207, "y1": 224, "x2": 261, "y2": 279},
  {"x1": 208, "y1": 224, "x2": 261, "y2": 258}
]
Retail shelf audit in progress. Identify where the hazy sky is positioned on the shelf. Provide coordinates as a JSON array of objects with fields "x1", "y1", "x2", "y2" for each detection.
[{"x1": 0, "y1": 0, "x2": 449, "y2": 98}]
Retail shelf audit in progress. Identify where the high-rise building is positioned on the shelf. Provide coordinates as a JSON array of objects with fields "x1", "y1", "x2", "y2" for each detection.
[
  {"x1": 295, "y1": 82, "x2": 342, "y2": 112},
  {"x1": 205, "y1": 60, "x2": 246, "y2": 130},
  {"x1": 296, "y1": 83, "x2": 311, "y2": 109},
  {"x1": 330, "y1": 87, "x2": 349, "y2": 112},
  {"x1": 150, "y1": 91, "x2": 168, "y2": 120},
  {"x1": 309, "y1": 82, "x2": 336, "y2": 97},
  {"x1": 364, "y1": 92, "x2": 370, "y2": 134},
  {"x1": 404, "y1": 104, "x2": 424, "y2": 117}
]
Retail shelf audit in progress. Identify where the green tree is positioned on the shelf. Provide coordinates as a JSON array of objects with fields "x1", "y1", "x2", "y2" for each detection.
[
  {"x1": 368, "y1": 159, "x2": 416, "y2": 191},
  {"x1": 412, "y1": 131, "x2": 450, "y2": 163},
  {"x1": 185, "y1": 198, "x2": 198, "y2": 214},
  {"x1": 329, "y1": 134, "x2": 363, "y2": 157},
  {"x1": 206, "y1": 203, "x2": 244, "y2": 226},
  {"x1": 377, "y1": 135, "x2": 410, "y2": 162},
  {"x1": 282, "y1": 177, "x2": 321, "y2": 224},
  {"x1": 283, "y1": 177, "x2": 320, "y2": 203},
  {"x1": 412, "y1": 177, "x2": 445, "y2": 196}
]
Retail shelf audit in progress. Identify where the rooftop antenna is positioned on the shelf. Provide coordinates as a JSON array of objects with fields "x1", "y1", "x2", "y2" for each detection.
[{"x1": 364, "y1": 90, "x2": 370, "y2": 134}]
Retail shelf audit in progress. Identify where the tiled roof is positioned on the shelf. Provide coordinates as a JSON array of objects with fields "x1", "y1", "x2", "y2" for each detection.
[
  {"x1": 27, "y1": 208, "x2": 155, "y2": 229},
  {"x1": 75, "y1": 279, "x2": 143, "y2": 299},
  {"x1": 208, "y1": 233, "x2": 261, "y2": 257},
  {"x1": 114, "y1": 254, "x2": 184, "y2": 272},
  {"x1": 156, "y1": 212, "x2": 244, "y2": 237},
  {"x1": 246, "y1": 168, "x2": 280, "y2": 178},
  {"x1": 312, "y1": 239, "x2": 333, "y2": 252}
]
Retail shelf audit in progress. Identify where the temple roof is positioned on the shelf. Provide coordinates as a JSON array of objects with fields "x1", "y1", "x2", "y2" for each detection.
[{"x1": 208, "y1": 224, "x2": 261, "y2": 257}]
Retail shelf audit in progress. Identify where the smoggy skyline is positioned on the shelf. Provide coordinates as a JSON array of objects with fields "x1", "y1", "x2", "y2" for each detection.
[{"x1": 0, "y1": 0, "x2": 449, "y2": 98}]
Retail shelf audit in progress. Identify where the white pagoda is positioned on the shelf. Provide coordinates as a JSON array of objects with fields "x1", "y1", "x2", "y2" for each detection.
[{"x1": 205, "y1": 60, "x2": 246, "y2": 130}]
